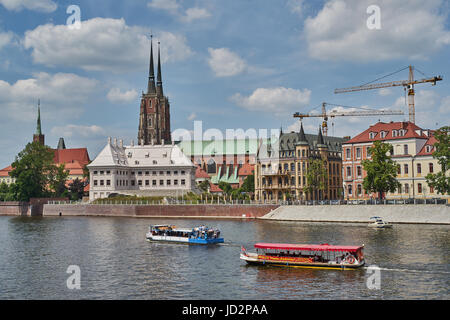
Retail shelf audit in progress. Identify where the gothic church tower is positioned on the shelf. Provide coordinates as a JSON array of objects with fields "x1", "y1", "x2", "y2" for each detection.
[{"x1": 138, "y1": 36, "x2": 171, "y2": 145}]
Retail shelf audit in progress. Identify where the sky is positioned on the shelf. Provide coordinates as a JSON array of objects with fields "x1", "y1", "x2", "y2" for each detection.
[{"x1": 0, "y1": 0, "x2": 449, "y2": 168}]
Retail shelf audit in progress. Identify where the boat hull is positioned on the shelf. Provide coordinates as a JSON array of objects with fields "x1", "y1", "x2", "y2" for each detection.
[
  {"x1": 146, "y1": 234, "x2": 224, "y2": 245},
  {"x1": 240, "y1": 253, "x2": 365, "y2": 270}
]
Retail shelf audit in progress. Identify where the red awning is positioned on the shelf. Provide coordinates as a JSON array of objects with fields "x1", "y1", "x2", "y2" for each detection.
[{"x1": 254, "y1": 243, "x2": 363, "y2": 253}]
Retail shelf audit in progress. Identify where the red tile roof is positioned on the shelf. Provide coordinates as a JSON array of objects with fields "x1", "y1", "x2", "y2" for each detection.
[
  {"x1": 209, "y1": 182, "x2": 223, "y2": 193},
  {"x1": 0, "y1": 166, "x2": 12, "y2": 177},
  {"x1": 238, "y1": 163, "x2": 254, "y2": 176},
  {"x1": 344, "y1": 121, "x2": 429, "y2": 144},
  {"x1": 195, "y1": 166, "x2": 209, "y2": 179},
  {"x1": 417, "y1": 136, "x2": 437, "y2": 156},
  {"x1": 53, "y1": 148, "x2": 90, "y2": 166}
]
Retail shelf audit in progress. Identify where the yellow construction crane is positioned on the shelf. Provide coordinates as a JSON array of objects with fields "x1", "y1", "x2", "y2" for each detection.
[
  {"x1": 334, "y1": 65, "x2": 442, "y2": 124},
  {"x1": 293, "y1": 102, "x2": 404, "y2": 136}
]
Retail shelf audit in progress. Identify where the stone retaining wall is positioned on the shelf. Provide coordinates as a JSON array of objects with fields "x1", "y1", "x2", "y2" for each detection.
[
  {"x1": 261, "y1": 204, "x2": 450, "y2": 224},
  {"x1": 43, "y1": 204, "x2": 280, "y2": 218},
  {"x1": 0, "y1": 202, "x2": 29, "y2": 216}
]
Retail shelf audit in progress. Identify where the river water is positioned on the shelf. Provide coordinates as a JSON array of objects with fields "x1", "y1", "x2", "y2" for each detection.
[{"x1": 0, "y1": 216, "x2": 448, "y2": 300}]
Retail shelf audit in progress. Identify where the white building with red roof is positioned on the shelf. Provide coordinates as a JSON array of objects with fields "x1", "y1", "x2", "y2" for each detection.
[{"x1": 342, "y1": 121, "x2": 447, "y2": 200}]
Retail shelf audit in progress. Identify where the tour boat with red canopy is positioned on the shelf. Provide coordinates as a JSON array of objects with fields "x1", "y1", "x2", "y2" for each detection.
[{"x1": 240, "y1": 243, "x2": 365, "y2": 269}]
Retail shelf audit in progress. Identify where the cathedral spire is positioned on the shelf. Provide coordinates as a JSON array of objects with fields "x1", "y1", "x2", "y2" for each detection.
[
  {"x1": 33, "y1": 99, "x2": 45, "y2": 145},
  {"x1": 147, "y1": 34, "x2": 156, "y2": 94},
  {"x1": 156, "y1": 41, "x2": 163, "y2": 97}
]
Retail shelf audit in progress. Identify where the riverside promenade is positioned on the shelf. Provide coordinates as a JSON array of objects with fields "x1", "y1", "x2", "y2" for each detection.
[{"x1": 260, "y1": 204, "x2": 450, "y2": 224}]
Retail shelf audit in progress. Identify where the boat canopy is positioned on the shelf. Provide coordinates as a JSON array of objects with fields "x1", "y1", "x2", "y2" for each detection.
[{"x1": 254, "y1": 243, "x2": 363, "y2": 253}]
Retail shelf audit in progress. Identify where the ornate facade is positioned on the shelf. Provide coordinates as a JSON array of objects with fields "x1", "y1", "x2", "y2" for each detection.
[
  {"x1": 138, "y1": 37, "x2": 171, "y2": 145},
  {"x1": 255, "y1": 124, "x2": 344, "y2": 202}
]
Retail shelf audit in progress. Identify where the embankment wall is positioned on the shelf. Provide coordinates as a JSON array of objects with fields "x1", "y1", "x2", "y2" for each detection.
[{"x1": 43, "y1": 204, "x2": 280, "y2": 219}]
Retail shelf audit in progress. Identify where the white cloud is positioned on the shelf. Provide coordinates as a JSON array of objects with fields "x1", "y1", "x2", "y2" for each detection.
[
  {"x1": 231, "y1": 87, "x2": 311, "y2": 116},
  {"x1": 0, "y1": 0, "x2": 56, "y2": 12},
  {"x1": 147, "y1": 0, "x2": 179, "y2": 12},
  {"x1": 378, "y1": 88, "x2": 392, "y2": 96},
  {"x1": 304, "y1": 0, "x2": 450, "y2": 62},
  {"x1": 439, "y1": 96, "x2": 450, "y2": 115},
  {"x1": 107, "y1": 88, "x2": 138, "y2": 103},
  {"x1": 24, "y1": 18, "x2": 192, "y2": 73},
  {"x1": 0, "y1": 72, "x2": 98, "y2": 123},
  {"x1": 0, "y1": 32, "x2": 13, "y2": 50},
  {"x1": 51, "y1": 124, "x2": 106, "y2": 139},
  {"x1": 207, "y1": 48, "x2": 247, "y2": 77},
  {"x1": 287, "y1": 0, "x2": 304, "y2": 16},
  {"x1": 182, "y1": 7, "x2": 212, "y2": 23}
]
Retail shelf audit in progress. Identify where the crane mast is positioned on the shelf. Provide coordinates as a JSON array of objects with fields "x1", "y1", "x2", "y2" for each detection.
[{"x1": 334, "y1": 66, "x2": 442, "y2": 124}]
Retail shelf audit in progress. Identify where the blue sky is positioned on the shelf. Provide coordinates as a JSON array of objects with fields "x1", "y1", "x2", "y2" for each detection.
[{"x1": 0, "y1": 0, "x2": 449, "y2": 168}]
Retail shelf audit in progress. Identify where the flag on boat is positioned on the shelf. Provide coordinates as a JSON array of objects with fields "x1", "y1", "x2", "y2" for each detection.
[{"x1": 241, "y1": 246, "x2": 248, "y2": 256}]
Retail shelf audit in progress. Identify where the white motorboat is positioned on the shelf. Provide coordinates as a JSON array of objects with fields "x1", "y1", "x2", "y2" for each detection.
[{"x1": 368, "y1": 216, "x2": 393, "y2": 228}]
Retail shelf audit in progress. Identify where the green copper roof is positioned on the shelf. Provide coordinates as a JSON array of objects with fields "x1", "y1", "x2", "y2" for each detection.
[{"x1": 176, "y1": 138, "x2": 268, "y2": 157}]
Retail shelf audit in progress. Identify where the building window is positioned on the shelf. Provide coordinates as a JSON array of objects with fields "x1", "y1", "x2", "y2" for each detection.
[
  {"x1": 167, "y1": 180, "x2": 171, "y2": 186},
  {"x1": 404, "y1": 183, "x2": 409, "y2": 194},
  {"x1": 160, "y1": 180, "x2": 164, "y2": 186},
  {"x1": 398, "y1": 184, "x2": 402, "y2": 194},
  {"x1": 357, "y1": 166, "x2": 362, "y2": 177},
  {"x1": 152, "y1": 180, "x2": 156, "y2": 186},
  {"x1": 430, "y1": 186, "x2": 434, "y2": 193},
  {"x1": 167, "y1": 171, "x2": 171, "y2": 175},
  {"x1": 404, "y1": 144, "x2": 408, "y2": 155},
  {"x1": 356, "y1": 148, "x2": 361, "y2": 159},
  {"x1": 181, "y1": 179, "x2": 186, "y2": 185},
  {"x1": 397, "y1": 165, "x2": 401, "y2": 175},
  {"x1": 145, "y1": 180, "x2": 149, "y2": 186},
  {"x1": 290, "y1": 163, "x2": 295, "y2": 172},
  {"x1": 138, "y1": 180, "x2": 142, "y2": 186},
  {"x1": 131, "y1": 180, "x2": 135, "y2": 186},
  {"x1": 426, "y1": 145, "x2": 432, "y2": 153},
  {"x1": 106, "y1": 180, "x2": 110, "y2": 186},
  {"x1": 94, "y1": 180, "x2": 98, "y2": 186},
  {"x1": 392, "y1": 130, "x2": 397, "y2": 137},
  {"x1": 346, "y1": 148, "x2": 351, "y2": 159},
  {"x1": 380, "y1": 131, "x2": 387, "y2": 139},
  {"x1": 357, "y1": 184, "x2": 362, "y2": 196},
  {"x1": 100, "y1": 180, "x2": 104, "y2": 186},
  {"x1": 346, "y1": 166, "x2": 351, "y2": 177},
  {"x1": 348, "y1": 184, "x2": 352, "y2": 195},
  {"x1": 369, "y1": 132, "x2": 376, "y2": 139},
  {"x1": 418, "y1": 183, "x2": 422, "y2": 194},
  {"x1": 404, "y1": 164, "x2": 408, "y2": 175},
  {"x1": 94, "y1": 171, "x2": 98, "y2": 175},
  {"x1": 417, "y1": 163, "x2": 422, "y2": 174},
  {"x1": 207, "y1": 159, "x2": 216, "y2": 174},
  {"x1": 429, "y1": 163, "x2": 434, "y2": 173},
  {"x1": 174, "y1": 180, "x2": 178, "y2": 185}
]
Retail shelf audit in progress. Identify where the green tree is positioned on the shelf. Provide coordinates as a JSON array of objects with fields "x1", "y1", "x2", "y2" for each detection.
[
  {"x1": 218, "y1": 181, "x2": 232, "y2": 195},
  {"x1": 48, "y1": 164, "x2": 70, "y2": 197},
  {"x1": 198, "y1": 180, "x2": 210, "y2": 193},
  {"x1": 9, "y1": 141, "x2": 57, "y2": 201},
  {"x1": 68, "y1": 178, "x2": 86, "y2": 201},
  {"x1": 362, "y1": 140, "x2": 400, "y2": 200},
  {"x1": 425, "y1": 126, "x2": 450, "y2": 195},
  {"x1": 0, "y1": 182, "x2": 9, "y2": 201},
  {"x1": 241, "y1": 174, "x2": 255, "y2": 193},
  {"x1": 305, "y1": 159, "x2": 328, "y2": 200}
]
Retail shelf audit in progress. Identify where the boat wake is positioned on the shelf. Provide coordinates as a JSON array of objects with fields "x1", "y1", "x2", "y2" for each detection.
[{"x1": 364, "y1": 266, "x2": 450, "y2": 275}]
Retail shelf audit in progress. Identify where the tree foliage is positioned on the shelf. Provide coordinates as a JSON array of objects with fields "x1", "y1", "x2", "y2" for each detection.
[
  {"x1": 305, "y1": 159, "x2": 328, "y2": 200},
  {"x1": 425, "y1": 126, "x2": 450, "y2": 195},
  {"x1": 362, "y1": 140, "x2": 400, "y2": 200},
  {"x1": 68, "y1": 178, "x2": 86, "y2": 201}
]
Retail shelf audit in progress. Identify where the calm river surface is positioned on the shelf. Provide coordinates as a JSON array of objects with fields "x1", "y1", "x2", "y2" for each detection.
[{"x1": 0, "y1": 216, "x2": 448, "y2": 299}]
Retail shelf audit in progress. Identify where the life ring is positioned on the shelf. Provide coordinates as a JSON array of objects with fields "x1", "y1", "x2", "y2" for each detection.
[{"x1": 346, "y1": 255, "x2": 356, "y2": 264}]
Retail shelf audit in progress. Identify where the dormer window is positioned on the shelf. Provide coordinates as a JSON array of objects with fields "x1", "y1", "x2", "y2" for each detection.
[
  {"x1": 380, "y1": 131, "x2": 387, "y2": 139},
  {"x1": 392, "y1": 130, "x2": 397, "y2": 137},
  {"x1": 127, "y1": 152, "x2": 132, "y2": 158},
  {"x1": 399, "y1": 129, "x2": 406, "y2": 136},
  {"x1": 369, "y1": 132, "x2": 377, "y2": 139},
  {"x1": 426, "y1": 145, "x2": 433, "y2": 153}
]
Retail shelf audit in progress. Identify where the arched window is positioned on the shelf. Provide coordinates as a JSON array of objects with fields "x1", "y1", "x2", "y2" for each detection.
[
  {"x1": 348, "y1": 184, "x2": 352, "y2": 195},
  {"x1": 207, "y1": 159, "x2": 216, "y2": 174}
]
